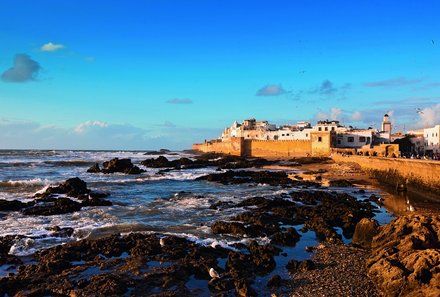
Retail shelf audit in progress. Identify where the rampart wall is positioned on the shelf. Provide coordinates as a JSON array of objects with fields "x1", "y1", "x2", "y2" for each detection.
[
  {"x1": 332, "y1": 154, "x2": 440, "y2": 192},
  {"x1": 193, "y1": 132, "x2": 332, "y2": 158},
  {"x1": 243, "y1": 139, "x2": 312, "y2": 158},
  {"x1": 192, "y1": 138, "x2": 242, "y2": 156}
]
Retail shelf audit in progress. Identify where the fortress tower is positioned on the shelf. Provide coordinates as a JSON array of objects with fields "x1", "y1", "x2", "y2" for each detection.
[{"x1": 381, "y1": 113, "x2": 392, "y2": 134}]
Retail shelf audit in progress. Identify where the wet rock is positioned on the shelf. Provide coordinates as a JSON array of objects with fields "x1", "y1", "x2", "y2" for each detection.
[
  {"x1": 79, "y1": 274, "x2": 129, "y2": 296},
  {"x1": 81, "y1": 196, "x2": 112, "y2": 207},
  {"x1": 286, "y1": 259, "x2": 315, "y2": 273},
  {"x1": 87, "y1": 163, "x2": 101, "y2": 173},
  {"x1": 328, "y1": 179, "x2": 354, "y2": 187},
  {"x1": 211, "y1": 221, "x2": 264, "y2": 237},
  {"x1": 101, "y1": 158, "x2": 145, "y2": 174},
  {"x1": 31, "y1": 178, "x2": 112, "y2": 213},
  {"x1": 196, "y1": 170, "x2": 294, "y2": 187},
  {"x1": 48, "y1": 226, "x2": 74, "y2": 238},
  {"x1": 351, "y1": 218, "x2": 379, "y2": 248},
  {"x1": 267, "y1": 274, "x2": 283, "y2": 288},
  {"x1": 234, "y1": 279, "x2": 257, "y2": 297},
  {"x1": 271, "y1": 227, "x2": 301, "y2": 246},
  {"x1": 144, "y1": 149, "x2": 171, "y2": 155},
  {"x1": 208, "y1": 277, "x2": 235, "y2": 292},
  {"x1": 248, "y1": 241, "x2": 277, "y2": 274},
  {"x1": 35, "y1": 177, "x2": 90, "y2": 199},
  {"x1": 368, "y1": 215, "x2": 440, "y2": 297},
  {"x1": 0, "y1": 199, "x2": 30, "y2": 211},
  {"x1": 209, "y1": 201, "x2": 234, "y2": 210},
  {"x1": 22, "y1": 198, "x2": 82, "y2": 216}
]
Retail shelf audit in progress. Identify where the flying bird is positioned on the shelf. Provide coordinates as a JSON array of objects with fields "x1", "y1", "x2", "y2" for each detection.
[
  {"x1": 432, "y1": 40, "x2": 435, "y2": 45},
  {"x1": 209, "y1": 268, "x2": 220, "y2": 279},
  {"x1": 416, "y1": 108, "x2": 424, "y2": 114}
]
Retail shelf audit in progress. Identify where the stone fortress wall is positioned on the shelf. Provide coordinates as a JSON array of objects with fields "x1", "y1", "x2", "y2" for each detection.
[
  {"x1": 192, "y1": 131, "x2": 333, "y2": 158},
  {"x1": 332, "y1": 154, "x2": 440, "y2": 192}
]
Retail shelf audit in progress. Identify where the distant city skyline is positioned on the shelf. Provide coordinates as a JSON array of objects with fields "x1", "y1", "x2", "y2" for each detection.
[{"x1": 1, "y1": 1, "x2": 439, "y2": 150}]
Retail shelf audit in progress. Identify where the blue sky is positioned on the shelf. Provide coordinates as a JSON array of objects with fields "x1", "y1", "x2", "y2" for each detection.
[{"x1": 1, "y1": 0, "x2": 439, "y2": 149}]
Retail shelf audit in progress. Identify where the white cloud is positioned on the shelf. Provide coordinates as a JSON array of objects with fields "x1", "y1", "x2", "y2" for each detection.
[
  {"x1": 40, "y1": 42, "x2": 65, "y2": 52},
  {"x1": 351, "y1": 111, "x2": 363, "y2": 122},
  {"x1": 417, "y1": 104, "x2": 440, "y2": 128},
  {"x1": 315, "y1": 107, "x2": 343, "y2": 122},
  {"x1": 74, "y1": 120, "x2": 108, "y2": 134},
  {"x1": 330, "y1": 107, "x2": 342, "y2": 120}
]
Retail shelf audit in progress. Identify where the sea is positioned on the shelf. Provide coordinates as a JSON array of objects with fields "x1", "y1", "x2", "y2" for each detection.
[{"x1": 0, "y1": 150, "x2": 393, "y2": 278}]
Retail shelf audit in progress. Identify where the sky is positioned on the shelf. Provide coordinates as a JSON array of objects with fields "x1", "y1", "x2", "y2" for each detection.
[{"x1": 1, "y1": 0, "x2": 439, "y2": 150}]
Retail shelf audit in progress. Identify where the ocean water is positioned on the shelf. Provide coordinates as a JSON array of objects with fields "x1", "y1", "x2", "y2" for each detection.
[{"x1": 0, "y1": 150, "x2": 393, "y2": 258}]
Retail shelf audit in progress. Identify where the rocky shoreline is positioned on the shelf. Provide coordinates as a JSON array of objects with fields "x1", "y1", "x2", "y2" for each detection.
[{"x1": 1, "y1": 154, "x2": 440, "y2": 296}]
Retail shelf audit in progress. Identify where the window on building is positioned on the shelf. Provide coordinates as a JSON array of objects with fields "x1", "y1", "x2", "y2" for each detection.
[
  {"x1": 348, "y1": 137, "x2": 354, "y2": 142},
  {"x1": 306, "y1": 133, "x2": 308, "y2": 137},
  {"x1": 282, "y1": 134, "x2": 285, "y2": 136},
  {"x1": 286, "y1": 134, "x2": 290, "y2": 136},
  {"x1": 331, "y1": 127, "x2": 335, "y2": 131},
  {"x1": 318, "y1": 127, "x2": 322, "y2": 131},
  {"x1": 318, "y1": 137, "x2": 322, "y2": 142},
  {"x1": 337, "y1": 140, "x2": 341, "y2": 144},
  {"x1": 325, "y1": 127, "x2": 328, "y2": 131},
  {"x1": 359, "y1": 136, "x2": 366, "y2": 142}
]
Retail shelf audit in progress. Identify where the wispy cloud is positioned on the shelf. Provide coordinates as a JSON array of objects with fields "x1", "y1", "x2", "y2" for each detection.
[
  {"x1": 40, "y1": 42, "x2": 65, "y2": 52},
  {"x1": 256, "y1": 84, "x2": 286, "y2": 96},
  {"x1": 166, "y1": 98, "x2": 193, "y2": 104},
  {"x1": 309, "y1": 80, "x2": 338, "y2": 95},
  {"x1": 292, "y1": 80, "x2": 350, "y2": 101},
  {"x1": 364, "y1": 77, "x2": 422, "y2": 87},
  {"x1": 1, "y1": 54, "x2": 41, "y2": 83},
  {"x1": 315, "y1": 107, "x2": 343, "y2": 121}
]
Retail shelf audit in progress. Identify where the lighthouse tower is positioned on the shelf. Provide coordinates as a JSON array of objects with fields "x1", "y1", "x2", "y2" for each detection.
[{"x1": 381, "y1": 114, "x2": 392, "y2": 134}]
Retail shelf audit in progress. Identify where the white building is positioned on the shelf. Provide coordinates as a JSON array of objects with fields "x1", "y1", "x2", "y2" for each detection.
[
  {"x1": 424, "y1": 124, "x2": 440, "y2": 154},
  {"x1": 336, "y1": 128, "x2": 376, "y2": 148}
]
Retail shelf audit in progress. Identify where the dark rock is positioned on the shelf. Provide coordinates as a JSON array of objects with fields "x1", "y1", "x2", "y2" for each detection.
[
  {"x1": 211, "y1": 221, "x2": 263, "y2": 237},
  {"x1": 0, "y1": 199, "x2": 29, "y2": 211},
  {"x1": 352, "y1": 218, "x2": 379, "y2": 248},
  {"x1": 234, "y1": 279, "x2": 257, "y2": 297},
  {"x1": 81, "y1": 196, "x2": 112, "y2": 207},
  {"x1": 144, "y1": 149, "x2": 171, "y2": 155},
  {"x1": 208, "y1": 278, "x2": 235, "y2": 292},
  {"x1": 248, "y1": 241, "x2": 277, "y2": 273},
  {"x1": 267, "y1": 274, "x2": 282, "y2": 288},
  {"x1": 35, "y1": 177, "x2": 90, "y2": 199},
  {"x1": 101, "y1": 158, "x2": 145, "y2": 174},
  {"x1": 286, "y1": 259, "x2": 315, "y2": 273},
  {"x1": 87, "y1": 163, "x2": 101, "y2": 173},
  {"x1": 271, "y1": 227, "x2": 301, "y2": 246},
  {"x1": 48, "y1": 226, "x2": 74, "y2": 237},
  {"x1": 196, "y1": 170, "x2": 294, "y2": 187},
  {"x1": 22, "y1": 198, "x2": 82, "y2": 216},
  {"x1": 328, "y1": 179, "x2": 354, "y2": 187}
]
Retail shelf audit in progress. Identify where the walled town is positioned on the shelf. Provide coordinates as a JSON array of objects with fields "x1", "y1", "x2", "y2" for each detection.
[{"x1": 193, "y1": 114, "x2": 440, "y2": 159}]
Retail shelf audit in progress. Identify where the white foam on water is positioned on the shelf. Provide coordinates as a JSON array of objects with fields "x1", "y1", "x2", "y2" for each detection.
[{"x1": 1, "y1": 178, "x2": 52, "y2": 186}]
